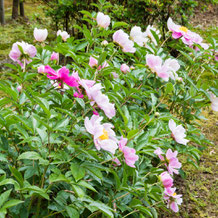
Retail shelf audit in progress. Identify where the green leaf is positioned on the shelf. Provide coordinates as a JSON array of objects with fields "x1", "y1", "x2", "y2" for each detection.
[
  {"x1": 1, "y1": 199, "x2": 23, "y2": 210},
  {"x1": 9, "y1": 166, "x2": 24, "y2": 188},
  {"x1": 165, "y1": 82, "x2": 174, "y2": 95},
  {"x1": 71, "y1": 163, "x2": 86, "y2": 182},
  {"x1": 98, "y1": 51, "x2": 107, "y2": 66},
  {"x1": 77, "y1": 180, "x2": 97, "y2": 192},
  {"x1": 24, "y1": 186, "x2": 50, "y2": 200},
  {"x1": 112, "y1": 21, "x2": 128, "y2": 29},
  {"x1": 0, "y1": 190, "x2": 11, "y2": 208},
  {"x1": 66, "y1": 206, "x2": 79, "y2": 218},
  {"x1": 75, "y1": 98, "x2": 85, "y2": 109},
  {"x1": 89, "y1": 201, "x2": 114, "y2": 218},
  {"x1": 71, "y1": 185, "x2": 85, "y2": 198},
  {"x1": 18, "y1": 151, "x2": 41, "y2": 160},
  {"x1": 127, "y1": 129, "x2": 139, "y2": 140}
]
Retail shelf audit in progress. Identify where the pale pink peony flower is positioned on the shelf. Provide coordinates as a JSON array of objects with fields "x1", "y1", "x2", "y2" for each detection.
[
  {"x1": 164, "y1": 187, "x2": 183, "y2": 213},
  {"x1": 130, "y1": 26, "x2": 148, "y2": 47},
  {"x1": 113, "y1": 158, "x2": 121, "y2": 166},
  {"x1": 37, "y1": 65, "x2": 45, "y2": 74},
  {"x1": 146, "y1": 54, "x2": 180, "y2": 81},
  {"x1": 96, "y1": 12, "x2": 110, "y2": 29},
  {"x1": 118, "y1": 137, "x2": 139, "y2": 168},
  {"x1": 9, "y1": 41, "x2": 37, "y2": 67},
  {"x1": 160, "y1": 172, "x2": 174, "y2": 188},
  {"x1": 120, "y1": 64, "x2": 130, "y2": 73},
  {"x1": 57, "y1": 30, "x2": 70, "y2": 41},
  {"x1": 113, "y1": 29, "x2": 136, "y2": 53},
  {"x1": 50, "y1": 52, "x2": 59, "y2": 61},
  {"x1": 34, "y1": 27, "x2": 48, "y2": 42},
  {"x1": 17, "y1": 85, "x2": 22, "y2": 92},
  {"x1": 169, "y1": 119, "x2": 189, "y2": 145},
  {"x1": 85, "y1": 115, "x2": 118, "y2": 154},
  {"x1": 209, "y1": 92, "x2": 218, "y2": 112},
  {"x1": 80, "y1": 80, "x2": 116, "y2": 119},
  {"x1": 101, "y1": 40, "x2": 108, "y2": 46},
  {"x1": 166, "y1": 149, "x2": 182, "y2": 175}
]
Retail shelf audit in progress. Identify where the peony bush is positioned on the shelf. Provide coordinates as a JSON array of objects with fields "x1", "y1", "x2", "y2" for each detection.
[{"x1": 0, "y1": 4, "x2": 217, "y2": 218}]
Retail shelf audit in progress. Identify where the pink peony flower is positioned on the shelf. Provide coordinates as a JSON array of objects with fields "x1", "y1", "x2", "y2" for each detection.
[
  {"x1": 164, "y1": 187, "x2": 183, "y2": 213},
  {"x1": 169, "y1": 119, "x2": 189, "y2": 145},
  {"x1": 57, "y1": 30, "x2": 70, "y2": 41},
  {"x1": 146, "y1": 54, "x2": 180, "y2": 81},
  {"x1": 120, "y1": 64, "x2": 130, "y2": 73},
  {"x1": 154, "y1": 148, "x2": 182, "y2": 175},
  {"x1": 118, "y1": 137, "x2": 139, "y2": 168},
  {"x1": 96, "y1": 12, "x2": 110, "y2": 29},
  {"x1": 166, "y1": 149, "x2": 182, "y2": 175},
  {"x1": 50, "y1": 52, "x2": 59, "y2": 61},
  {"x1": 113, "y1": 29, "x2": 136, "y2": 53},
  {"x1": 17, "y1": 85, "x2": 22, "y2": 92},
  {"x1": 84, "y1": 115, "x2": 118, "y2": 154},
  {"x1": 37, "y1": 65, "x2": 45, "y2": 74},
  {"x1": 33, "y1": 27, "x2": 48, "y2": 42},
  {"x1": 209, "y1": 92, "x2": 218, "y2": 111},
  {"x1": 80, "y1": 79, "x2": 116, "y2": 119},
  {"x1": 160, "y1": 172, "x2": 174, "y2": 188},
  {"x1": 44, "y1": 65, "x2": 78, "y2": 88},
  {"x1": 9, "y1": 41, "x2": 37, "y2": 67}
]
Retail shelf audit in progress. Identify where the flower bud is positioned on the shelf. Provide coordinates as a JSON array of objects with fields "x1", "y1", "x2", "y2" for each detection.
[
  {"x1": 34, "y1": 28, "x2": 48, "y2": 42},
  {"x1": 101, "y1": 40, "x2": 108, "y2": 46},
  {"x1": 17, "y1": 85, "x2": 22, "y2": 92}
]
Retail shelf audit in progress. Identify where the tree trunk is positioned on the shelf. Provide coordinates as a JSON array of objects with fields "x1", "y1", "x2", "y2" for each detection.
[
  {"x1": 12, "y1": 0, "x2": 19, "y2": 19},
  {"x1": 19, "y1": 0, "x2": 24, "y2": 17},
  {"x1": 0, "y1": 0, "x2": 5, "y2": 25}
]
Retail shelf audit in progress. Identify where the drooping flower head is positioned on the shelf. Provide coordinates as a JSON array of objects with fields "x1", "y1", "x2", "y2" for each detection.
[
  {"x1": 57, "y1": 30, "x2": 70, "y2": 41},
  {"x1": 34, "y1": 27, "x2": 48, "y2": 42},
  {"x1": 96, "y1": 12, "x2": 110, "y2": 29},
  {"x1": 85, "y1": 115, "x2": 118, "y2": 154},
  {"x1": 118, "y1": 137, "x2": 139, "y2": 168},
  {"x1": 113, "y1": 29, "x2": 136, "y2": 53},
  {"x1": 168, "y1": 119, "x2": 189, "y2": 145},
  {"x1": 164, "y1": 187, "x2": 183, "y2": 213},
  {"x1": 9, "y1": 41, "x2": 37, "y2": 67}
]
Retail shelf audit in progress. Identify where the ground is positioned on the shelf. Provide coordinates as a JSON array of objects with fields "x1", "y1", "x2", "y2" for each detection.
[{"x1": 0, "y1": 1, "x2": 217, "y2": 217}]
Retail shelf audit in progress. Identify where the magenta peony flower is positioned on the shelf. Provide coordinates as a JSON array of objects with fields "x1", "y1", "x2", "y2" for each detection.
[
  {"x1": 96, "y1": 12, "x2": 110, "y2": 29},
  {"x1": 44, "y1": 65, "x2": 78, "y2": 88},
  {"x1": 209, "y1": 92, "x2": 218, "y2": 111},
  {"x1": 34, "y1": 27, "x2": 48, "y2": 42},
  {"x1": 84, "y1": 115, "x2": 118, "y2": 154},
  {"x1": 50, "y1": 52, "x2": 59, "y2": 61},
  {"x1": 160, "y1": 172, "x2": 174, "y2": 188},
  {"x1": 118, "y1": 137, "x2": 139, "y2": 168},
  {"x1": 9, "y1": 41, "x2": 37, "y2": 67},
  {"x1": 168, "y1": 119, "x2": 189, "y2": 145},
  {"x1": 113, "y1": 29, "x2": 136, "y2": 53},
  {"x1": 164, "y1": 187, "x2": 183, "y2": 212},
  {"x1": 120, "y1": 64, "x2": 130, "y2": 73},
  {"x1": 57, "y1": 30, "x2": 70, "y2": 41}
]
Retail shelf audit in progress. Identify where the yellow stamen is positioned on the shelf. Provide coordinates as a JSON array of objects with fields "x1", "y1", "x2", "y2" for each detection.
[
  {"x1": 173, "y1": 192, "x2": 177, "y2": 196},
  {"x1": 99, "y1": 129, "x2": 109, "y2": 140},
  {"x1": 179, "y1": 26, "x2": 188, "y2": 33}
]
